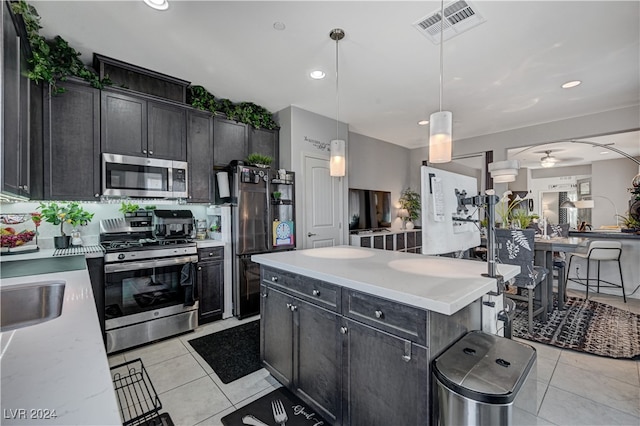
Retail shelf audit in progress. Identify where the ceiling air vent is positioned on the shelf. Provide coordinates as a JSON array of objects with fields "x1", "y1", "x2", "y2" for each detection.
[{"x1": 413, "y1": 0, "x2": 485, "y2": 44}]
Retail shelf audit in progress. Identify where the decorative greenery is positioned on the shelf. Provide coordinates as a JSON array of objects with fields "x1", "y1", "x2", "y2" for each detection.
[
  {"x1": 188, "y1": 86, "x2": 279, "y2": 130},
  {"x1": 617, "y1": 213, "x2": 640, "y2": 229},
  {"x1": 37, "y1": 202, "x2": 94, "y2": 236},
  {"x1": 119, "y1": 202, "x2": 140, "y2": 215},
  {"x1": 272, "y1": 191, "x2": 282, "y2": 200},
  {"x1": 246, "y1": 153, "x2": 273, "y2": 166},
  {"x1": 11, "y1": 0, "x2": 112, "y2": 94},
  {"x1": 399, "y1": 188, "x2": 421, "y2": 222}
]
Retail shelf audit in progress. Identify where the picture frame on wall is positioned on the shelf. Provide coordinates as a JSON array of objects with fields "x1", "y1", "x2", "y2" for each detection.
[{"x1": 579, "y1": 181, "x2": 590, "y2": 196}]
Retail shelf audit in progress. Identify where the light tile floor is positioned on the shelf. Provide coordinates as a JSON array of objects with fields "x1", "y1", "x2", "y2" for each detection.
[{"x1": 108, "y1": 289, "x2": 640, "y2": 426}]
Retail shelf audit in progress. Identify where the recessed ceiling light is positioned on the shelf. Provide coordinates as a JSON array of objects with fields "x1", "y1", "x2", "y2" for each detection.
[
  {"x1": 273, "y1": 22, "x2": 286, "y2": 31},
  {"x1": 143, "y1": 0, "x2": 168, "y2": 10},
  {"x1": 418, "y1": 120, "x2": 429, "y2": 126},
  {"x1": 561, "y1": 80, "x2": 581, "y2": 89},
  {"x1": 309, "y1": 70, "x2": 326, "y2": 80}
]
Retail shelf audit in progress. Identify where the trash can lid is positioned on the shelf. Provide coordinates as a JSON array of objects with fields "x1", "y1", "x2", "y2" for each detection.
[{"x1": 433, "y1": 330, "x2": 536, "y2": 404}]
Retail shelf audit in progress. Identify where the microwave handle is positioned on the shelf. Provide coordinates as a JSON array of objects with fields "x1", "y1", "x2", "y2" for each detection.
[{"x1": 104, "y1": 255, "x2": 198, "y2": 273}]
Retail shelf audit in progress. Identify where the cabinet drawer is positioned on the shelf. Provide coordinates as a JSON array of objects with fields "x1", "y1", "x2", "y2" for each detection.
[
  {"x1": 343, "y1": 289, "x2": 427, "y2": 346},
  {"x1": 262, "y1": 267, "x2": 340, "y2": 312},
  {"x1": 197, "y1": 247, "x2": 223, "y2": 262}
]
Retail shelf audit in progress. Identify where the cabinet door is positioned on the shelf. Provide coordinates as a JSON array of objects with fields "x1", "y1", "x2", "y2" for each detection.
[
  {"x1": 197, "y1": 259, "x2": 224, "y2": 324},
  {"x1": 2, "y1": 3, "x2": 27, "y2": 196},
  {"x1": 101, "y1": 90, "x2": 147, "y2": 156},
  {"x1": 295, "y1": 298, "x2": 342, "y2": 425},
  {"x1": 148, "y1": 101, "x2": 186, "y2": 161},
  {"x1": 261, "y1": 285, "x2": 294, "y2": 387},
  {"x1": 187, "y1": 110, "x2": 213, "y2": 202},
  {"x1": 213, "y1": 116, "x2": 248, "y2": 167},
  {"x1": 86, "y1": 257, "x2": 105, "y2": 343},
  {"x1": 343, "y1": 320, "x2": 429, "y2": 426},
  {"x1": 248, "y1": 127, "x2": 279, "y2": 170},
  {"x1": 44, "y1": 81, "x2": 101, "y2": 200}
]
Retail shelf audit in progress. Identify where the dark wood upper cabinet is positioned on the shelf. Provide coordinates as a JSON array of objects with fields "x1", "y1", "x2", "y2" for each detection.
[
  {"x1": 101, "y1": 88, "x2": 186, "y2": 161},
  {"x1": 1, "y1": 2, "x2": 31, "y2": 198},
  {"x1": 248, "y1": 127, "x2": 279, "y2": 170},
  {"x1": 187, "y1": 110, "x2": 214, "y2": 202},
  {"x1": 213, "y1": 116, "x2": 248, "y2": 167},
  {"x1": 43, "y1": 80, "x2": 101, "y2": 201}
]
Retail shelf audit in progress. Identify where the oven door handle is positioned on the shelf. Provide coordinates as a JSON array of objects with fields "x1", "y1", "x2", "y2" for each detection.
[{"x1": 104, "y1": 255, "x2": 198, "y2": 273}]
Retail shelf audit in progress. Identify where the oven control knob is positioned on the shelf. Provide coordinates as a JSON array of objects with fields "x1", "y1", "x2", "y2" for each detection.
[{"x1": 118, "y1": 254, "x2": 125, "y2": 260}]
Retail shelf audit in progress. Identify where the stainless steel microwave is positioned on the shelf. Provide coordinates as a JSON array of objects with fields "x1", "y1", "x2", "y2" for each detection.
[{"x1": 102, "y1": 153, "x2": 188, "y2": 198}]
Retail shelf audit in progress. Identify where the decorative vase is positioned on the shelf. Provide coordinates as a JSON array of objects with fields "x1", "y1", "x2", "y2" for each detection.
[
  {"x1": 54, "y1": 235, "x2": 70, "y2": 249},
  {"x1": 70, "y1": 229, "x2": 83, "y2": 246},
  {"x1": 406, "y1": 221, "x2": 415, "y2": 230}
]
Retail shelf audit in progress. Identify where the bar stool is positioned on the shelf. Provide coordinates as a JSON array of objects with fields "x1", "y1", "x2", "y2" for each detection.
[{"x1": 566, "y1": 240, "x2": 626, "y2": 302}]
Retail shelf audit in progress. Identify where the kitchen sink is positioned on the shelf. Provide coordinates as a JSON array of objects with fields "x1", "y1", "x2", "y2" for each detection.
[{"x1": 1, "y1": 281, "x2": 66, "y2": 332}]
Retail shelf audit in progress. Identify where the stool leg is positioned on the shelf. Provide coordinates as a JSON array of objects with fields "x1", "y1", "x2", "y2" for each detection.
[
  {"x1": 558, "y1": 266, "x2": 566, "y2": 309},
  {"x1": 586, "y1": 259, "x2": 590, "y2": 299},
  {"x1": 528, "y1": 291, "x2": 534, "y2": 334},
  {"x1": 597, "y1": 260, "x2": 601, "y2": 294},
  {"x1": 617, "y1": 259, "x2": 627, "y2": 303}
]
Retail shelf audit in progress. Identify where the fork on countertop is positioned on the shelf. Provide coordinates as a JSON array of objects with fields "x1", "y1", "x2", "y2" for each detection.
[{"x1": 271, "y1": 399, "x2": 288, "y2": 426}]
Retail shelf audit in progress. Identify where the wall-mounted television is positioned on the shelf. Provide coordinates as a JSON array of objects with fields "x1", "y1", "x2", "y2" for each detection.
[{"x1": 348, "y1": 188, "x2": 392, "y2": 232}]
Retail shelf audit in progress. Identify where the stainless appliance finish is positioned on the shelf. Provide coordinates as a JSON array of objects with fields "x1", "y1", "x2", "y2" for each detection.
[
  {"x1": 433, "y1": 330, "x2": 537, "y2": 425},
  {"x1": 1, "y1": 280, "x2": 66, "y2": 332},
  {"x1": 102, "y1": 153, "x2": 188, "y2": 198},
  {"x1": 100, "y1": 212, "x2": 199, "y2": 354},
  {"x1": 230, "y1": 164, "x2": 271, "y2": 319}
]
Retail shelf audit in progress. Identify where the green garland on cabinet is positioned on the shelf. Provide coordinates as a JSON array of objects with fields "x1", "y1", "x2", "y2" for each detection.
[
  {"x1": 10, "y1": 0, "x2": 112, "y2": 94},
  {"x1": 188, "y1": 86, "x2": 279, "y2": 130}
]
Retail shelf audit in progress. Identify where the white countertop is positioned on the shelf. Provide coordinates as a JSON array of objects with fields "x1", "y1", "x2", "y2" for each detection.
[
  {"x1": 0, "y1": 258, "x2": 120, "y2": 425},
  {"x1": 252, "y1": 246, "x2": 520, "y2": 315}
]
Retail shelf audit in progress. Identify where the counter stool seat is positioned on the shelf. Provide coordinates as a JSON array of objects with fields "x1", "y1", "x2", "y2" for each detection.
[{"x1": 566, "y1": 240, "x2": 625, "y2": 302}]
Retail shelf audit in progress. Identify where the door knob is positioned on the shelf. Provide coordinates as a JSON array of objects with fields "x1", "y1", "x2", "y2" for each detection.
[{"x1": 307, "y1": 232, "x2": 317, "y2": 237}]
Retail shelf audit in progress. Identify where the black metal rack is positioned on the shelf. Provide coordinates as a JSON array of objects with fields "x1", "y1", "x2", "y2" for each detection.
[{"x1": 111, "y1": 358, "x2": 164, "y2": 426}]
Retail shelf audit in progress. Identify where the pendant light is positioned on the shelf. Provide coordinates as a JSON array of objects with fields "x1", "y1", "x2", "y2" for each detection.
[
  {"x1": 330, "y1": 28, "x2": 346, "y2": 177},
  {"x1": 429, "y1": 0, "x2": 452, "y2": 163}
]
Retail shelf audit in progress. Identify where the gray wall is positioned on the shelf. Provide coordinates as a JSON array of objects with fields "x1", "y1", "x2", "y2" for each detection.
[
  {"x1": 347, "y1": 132, "x2": 411, "y2": 229},
  {"x1": 591, "y1": 158, "x2": 639, "y2": 228}
]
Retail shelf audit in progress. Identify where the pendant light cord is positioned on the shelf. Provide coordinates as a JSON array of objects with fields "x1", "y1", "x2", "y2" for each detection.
[
  {"x1": 335, "y1": 34, "x2": 340, "y2": 140},
  {"x1": 439, "y1": 0, "x2": 444, "y2": 113}
]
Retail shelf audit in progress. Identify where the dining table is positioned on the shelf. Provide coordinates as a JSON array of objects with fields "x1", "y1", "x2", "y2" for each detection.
[{"x1": 533, "y1": 236, "x2": 589, "y2": 311}]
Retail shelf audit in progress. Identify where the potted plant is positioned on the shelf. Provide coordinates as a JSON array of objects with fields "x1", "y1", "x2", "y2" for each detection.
[
  {"x1": 246, "y1": 153, "x2": 273, "y2": 168},
  {"x1": 38, "y1": 202, "x2": 94, "y2": 248},
  {"x1": 399, "y1": 188, "x2": 421, "y2": 229},
  {"x1": 119, "y1": 201, "x2": 140, "y2": 217},
  {"x1": 272, "y1": 191, "x2": 282, "y2": 202}
]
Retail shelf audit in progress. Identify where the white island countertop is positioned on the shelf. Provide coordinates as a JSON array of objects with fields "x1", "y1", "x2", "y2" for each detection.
[
  {"x1": 252, "y1": 246, "x2": 520, "y2": 315},
  {"x1": 0, "y1": 256, "x2": 120, "y2": 425}
]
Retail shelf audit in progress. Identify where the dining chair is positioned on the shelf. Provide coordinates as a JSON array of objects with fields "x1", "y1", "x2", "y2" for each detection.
[
  {"x1": 495, "y1": 228, "x2": 548, "y2": 333},
  {"x1": 566, "y1": 240, "x2": 626, "y2": 302},
  {"x1": 548, "y1": 223, "x2": 570, "y2": 306}
]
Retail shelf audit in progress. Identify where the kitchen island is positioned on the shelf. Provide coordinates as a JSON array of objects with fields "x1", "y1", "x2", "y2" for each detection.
[
  {"x1": 252, "y1": 246, "x2": 519, "y2": 425},
  {"x1": 0, "y1": 254, "x2": 120, "y2": 425}
]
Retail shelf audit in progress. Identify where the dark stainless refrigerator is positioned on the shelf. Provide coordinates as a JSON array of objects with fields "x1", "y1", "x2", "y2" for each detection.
[{"x1": 230, "y1": 164, "x2": 272, "y2": 319}]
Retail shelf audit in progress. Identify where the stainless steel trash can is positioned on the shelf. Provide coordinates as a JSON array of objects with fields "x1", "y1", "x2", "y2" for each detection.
[{"x1": 432, "y1": 330, "x2": 537, "y2": 426}]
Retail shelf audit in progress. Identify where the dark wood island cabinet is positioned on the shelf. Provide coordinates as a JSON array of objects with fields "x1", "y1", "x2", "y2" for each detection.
[{"x1": 254, "y1": 247, "x2": 517, "y2": 426}]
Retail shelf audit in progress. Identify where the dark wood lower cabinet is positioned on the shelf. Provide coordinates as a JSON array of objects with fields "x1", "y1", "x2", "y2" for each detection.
[
  {"x1": 197, "y1": 248, "x2": 224, "y2": 324},
  {"x1": 86, "y1": 257, "x2": 105, "y2": 344},
  {"x1": 261, "y1": 285, "x2": 294, "y2": 387},
  {"x1": 342, "y1": 320, "x2": 429, "y2": 426}
]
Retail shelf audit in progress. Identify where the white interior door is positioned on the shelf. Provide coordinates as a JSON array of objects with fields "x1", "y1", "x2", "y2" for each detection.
[{"x1": 303, "y1": 154, "x2": 343, "y2": 249}]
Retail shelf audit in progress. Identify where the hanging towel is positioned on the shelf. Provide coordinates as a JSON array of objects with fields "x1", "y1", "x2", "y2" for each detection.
[{"x1": 181, "y1": 263, "x2": 198, "y2": 307}]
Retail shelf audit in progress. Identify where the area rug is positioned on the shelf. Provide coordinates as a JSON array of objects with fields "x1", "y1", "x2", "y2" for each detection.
[
  {"x1": 221, "y1": 387, "x2": 329, "y2": 426},
  {"x1": 188, "y1": 320, "x2": 261, "y2": 383},
  {"x1": 512, "y1": 296, "x2": 640, "y2": 359}
]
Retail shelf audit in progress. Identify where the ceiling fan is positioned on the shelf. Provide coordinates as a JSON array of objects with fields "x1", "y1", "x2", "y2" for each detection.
[{"x1": 540, "y1": 150, "x2": 559, "y2": 168}]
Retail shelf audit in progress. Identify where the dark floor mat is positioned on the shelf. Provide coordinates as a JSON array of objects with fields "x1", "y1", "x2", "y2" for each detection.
[
  {"x1": 221, "y1": 387, "x2": 330, "y2": 426},
  {"x1": 188, "y1": 320, "x2": 261, "y2": 383}
]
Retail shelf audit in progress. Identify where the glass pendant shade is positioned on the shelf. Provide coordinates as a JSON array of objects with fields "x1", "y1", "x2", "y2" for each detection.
[
  {"x1": 330, "y1": 139, "x2": 346, "y2": 177},
  {"x1": 429, "y1": 111, "x2": 452, "y2": 163}
]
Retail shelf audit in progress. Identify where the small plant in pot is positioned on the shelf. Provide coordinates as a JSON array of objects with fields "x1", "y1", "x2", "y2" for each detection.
[
  {"x1": 246, "y1": 153, "x2": 273, "y2": 168},
  {"x1": 38, "y1": 202, "x2": 94, "y2": 248},
  {"x1": 399, "y1": 188, "x2": 421, "y2": 229}
]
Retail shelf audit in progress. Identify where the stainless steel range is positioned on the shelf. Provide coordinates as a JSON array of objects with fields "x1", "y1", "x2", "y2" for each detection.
[{"x1": 100, "y1": 210, "x2": 199, "y2": 354}]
